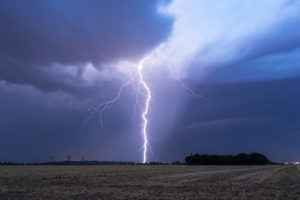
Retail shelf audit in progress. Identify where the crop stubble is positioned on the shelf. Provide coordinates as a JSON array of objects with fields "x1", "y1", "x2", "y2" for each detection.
[{"x1": 0, "y1": 165, "x2": 299, "y2": 199}]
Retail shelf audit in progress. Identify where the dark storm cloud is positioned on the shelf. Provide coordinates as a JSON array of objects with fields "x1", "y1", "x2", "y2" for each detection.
[{"x1": 0, "y1": 0, "x2": 173, "y2": 96}]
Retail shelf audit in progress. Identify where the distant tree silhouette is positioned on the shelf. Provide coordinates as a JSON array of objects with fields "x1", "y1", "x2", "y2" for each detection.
[
  {"x1": 248, "y1": 153, "x2": 268, "y2": 164},
  {"x1": 171, "y1": 161, "x2": 185, "y2": 165},
  {"x1": 185, "y1": 153, "x2": 269, "y2": 165},
  {"x1": 236, "y1": 153, "x2": 248, "y2": 164},
  {"x1": 148, "y1": 162, "x2": 169, "y2": 165}
]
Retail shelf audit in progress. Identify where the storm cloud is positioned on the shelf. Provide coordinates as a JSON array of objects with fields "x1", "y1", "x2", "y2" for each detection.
[{"x1": 0, "y1": 0, "x2": 173, "y2": 96}]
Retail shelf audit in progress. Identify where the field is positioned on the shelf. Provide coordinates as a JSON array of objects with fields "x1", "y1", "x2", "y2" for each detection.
[{"x1": 0, "y1": 165, "x2": 299, "y2": 199}]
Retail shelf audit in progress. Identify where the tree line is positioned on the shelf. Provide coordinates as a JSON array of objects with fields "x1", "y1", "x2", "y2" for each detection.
[{"x1": 185, "y1": 153, "x2": 269, "y2": 165}]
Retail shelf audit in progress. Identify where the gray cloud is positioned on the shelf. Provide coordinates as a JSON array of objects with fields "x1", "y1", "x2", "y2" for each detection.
[{"x1": 0, "y1": 0, "x2": 173, "y2": 96}]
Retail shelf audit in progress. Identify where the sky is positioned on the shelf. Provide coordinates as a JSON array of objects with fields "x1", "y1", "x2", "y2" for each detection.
[{"x1": 0, "y1": 0, "x2": 300, "y2": 163}]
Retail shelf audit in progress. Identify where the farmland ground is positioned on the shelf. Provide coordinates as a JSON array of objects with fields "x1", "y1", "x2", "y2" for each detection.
[{"x1": 0, "y1": 165, "x2": 299, "y2": 199}]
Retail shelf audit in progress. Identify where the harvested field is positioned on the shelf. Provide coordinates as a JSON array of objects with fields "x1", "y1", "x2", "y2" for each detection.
[{"x1": 0, "y1": 165, "x2": 299, "y2": 199}]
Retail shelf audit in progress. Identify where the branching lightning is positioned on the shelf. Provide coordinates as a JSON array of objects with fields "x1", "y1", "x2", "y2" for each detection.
[
  {"x1": 85, "y1": 78, "x2": 134, "y2": 131},
  {"x1": 86, "y1": 59, "x2": 151, "y2": 163},
  {"x1": 86, "y1": 58, "x2": 204, "y2": 164},
  {"x1": 171, "y1": 73, "x2": 209, "y2": 102}
]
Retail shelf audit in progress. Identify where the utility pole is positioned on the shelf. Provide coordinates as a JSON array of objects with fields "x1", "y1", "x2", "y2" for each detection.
[
  {"x1": 66, "y1": 155, "x2": 72, "y2": 162},
  {"x1": 81, "y1": 156, "x2": 85, "y2": 162}
]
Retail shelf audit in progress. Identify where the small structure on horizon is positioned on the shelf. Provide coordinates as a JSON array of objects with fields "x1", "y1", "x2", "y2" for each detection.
[{"x1": 66, "y1": 155, "x2": 72, "y2": 162}]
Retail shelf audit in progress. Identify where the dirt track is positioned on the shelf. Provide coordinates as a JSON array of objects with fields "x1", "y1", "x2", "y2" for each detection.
[{"x1": 0, "y1": 165, "x2": 299, "y2": 199}]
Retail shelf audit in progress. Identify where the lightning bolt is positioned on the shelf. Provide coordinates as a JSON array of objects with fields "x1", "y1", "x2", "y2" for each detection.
[
  {"x1": 171, "y1": 73, "x2": 209, "y2": 101},
  {"x1": 85, "y1": 59, "x2": 151, "y2": 163},
  {"x1": 137, "y1": 59, "x2": 151, "y2": 164},
  {"x1": 85, "y1": 78, "x2": 134, "y2": 131},
  {"x1": 86, "y1": 57, "x2": 204, "y2": 164}
]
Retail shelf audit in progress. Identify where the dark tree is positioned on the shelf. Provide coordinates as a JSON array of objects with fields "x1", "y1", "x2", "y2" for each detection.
[
  {"x1": 236, "y1": 153, "x2": 248, "y2": 164},
  {"x1": 248, "y1": 153, "x2": 268, "y2": 164},
  {"x1": 185, "y1": 153, "x2": 269, "y2": 165}
]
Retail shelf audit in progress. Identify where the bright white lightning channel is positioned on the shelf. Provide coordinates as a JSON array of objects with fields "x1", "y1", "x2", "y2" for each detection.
[{"x1": 137, "y1": 59, "x2": 151, "y2": 164}]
